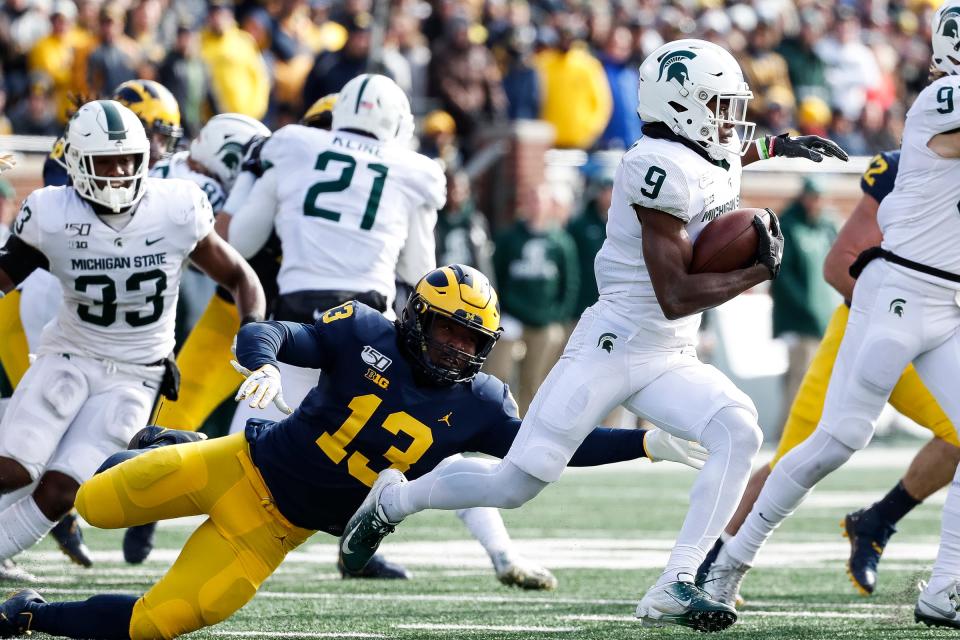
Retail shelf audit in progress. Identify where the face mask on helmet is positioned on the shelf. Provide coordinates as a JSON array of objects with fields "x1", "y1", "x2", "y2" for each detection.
[
  {"x1": 399, "y1": 265, "x2": 502, "y2": 385},
  {"x1": 65, "y1": 100, "x2": 150, "y2": 213},
  {"x1": 638, "y1": 39, "x2": 755, "y2": 160},
  {"x1": 932, "y1": 2, "x2": 960, "y2": 76}
]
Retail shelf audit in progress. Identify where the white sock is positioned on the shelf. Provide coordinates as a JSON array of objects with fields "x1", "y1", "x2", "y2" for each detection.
[
  {"x1": 656, "y1": 406, "x2": 761, "y2": 587},
  {"x1": 930, "y1": 464, "x2": 960, "y2": 593},
  {"x1": 0, "y1": 496, "x2": 57, "y2": 561},
  {"x1": 0, "y1": 482, "x2": 37, "y2": 514},
  {"x1": 725, "y1": 429, "x2": 854, "y2": 566},
  {"x1": 457, "y1": 508, "x2": 512, "y2": 560}
]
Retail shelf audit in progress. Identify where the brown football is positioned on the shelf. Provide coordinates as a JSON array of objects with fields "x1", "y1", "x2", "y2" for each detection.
[{"x1": 690, "y1": 207, "x2": 773, "y2": 274}]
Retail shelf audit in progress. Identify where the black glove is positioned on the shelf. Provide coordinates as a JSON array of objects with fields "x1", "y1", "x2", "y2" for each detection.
[
  {"x1": 159, "y1": 354, "x2": 181, "y2": 401},
  {"x1": 768, "y1": 133, "x2": 849, "y2": 163},
  {"x1": 240, "y1": 134, "x2": 270, "y2": 177},
  {"x1": 753, "y1": 210, "x2": 784, "y2": 279}
]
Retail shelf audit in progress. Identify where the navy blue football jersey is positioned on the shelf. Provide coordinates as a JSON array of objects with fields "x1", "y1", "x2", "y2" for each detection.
[
  {"x1": 859, "y1": 150, "x2": 899, "y2": 204},
  {"x1": 236, "y1": 301, "x2": 649, "y2": 534}
]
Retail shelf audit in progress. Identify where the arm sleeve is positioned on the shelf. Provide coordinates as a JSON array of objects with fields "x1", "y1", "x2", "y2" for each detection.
[
  {"x1": 858, "y1": 152, "x2": 898, "y2": 203},
  {"x1": 235, "y1": 320, "x2": 335, "y2": 371},
  {"x1": 396, "y1": 203, "x2": 438, "y2": 285},
  {"x1": 620, "y1": 154, "x2": 691, "y2": 221},
  {"x1": 0, "y1": 235, "x2": 49, "y2": 285},
  {"x1": 228, "y1": 169, "x2": 279, "y2": 259},
  {"x1": 466, "y1": 382, "x2": 652, "y2": 464}
]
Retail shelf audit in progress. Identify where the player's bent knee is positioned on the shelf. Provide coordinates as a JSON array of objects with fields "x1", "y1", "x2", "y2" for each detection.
[
  {"x1": 704, "y1": 404, "x2": 763, "y2": 456},
  {"x1": 491, "y1": 461, "x2": 548, "y2": 509},
  {"x1": 76, "y1": 471, "x2": 127, "y2": 529}
]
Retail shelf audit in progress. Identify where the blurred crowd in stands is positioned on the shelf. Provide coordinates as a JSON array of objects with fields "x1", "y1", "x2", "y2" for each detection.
[
  {"x1": 0, "y1": 0, "x2": 932, "y2": 424},
  {"x1": 0, "y1": 0, "x2": 942, "y2": 156}
]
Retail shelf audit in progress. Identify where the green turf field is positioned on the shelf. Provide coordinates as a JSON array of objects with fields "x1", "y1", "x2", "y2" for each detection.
[{"x1": 14, "y1": 447, "x2": 958, "y2": 638}]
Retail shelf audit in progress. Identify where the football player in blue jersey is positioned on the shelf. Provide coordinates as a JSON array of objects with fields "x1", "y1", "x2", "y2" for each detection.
[{"x1": 0, "y1": 264, "x2": 707, "y2": 639}]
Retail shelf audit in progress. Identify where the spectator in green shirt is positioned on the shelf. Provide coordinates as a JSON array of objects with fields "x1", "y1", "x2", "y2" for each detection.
[
  {"x1": 771, "y1": 177, "x2": 840, "y2": 435},
  {"x1": 485, "y1": 183, "x2": 579, "y2": 413}
]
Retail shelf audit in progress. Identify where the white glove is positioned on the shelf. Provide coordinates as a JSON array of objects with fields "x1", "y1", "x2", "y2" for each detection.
[
  {"x1": 0, "y1": 153, "x2": 15, "y2": 174},
  {"x1": 231, "y1": 361, "x2": 293, "y2": 414},
  {"x1": 643, "y1": 428, "x2": 709, "y2": 470}
]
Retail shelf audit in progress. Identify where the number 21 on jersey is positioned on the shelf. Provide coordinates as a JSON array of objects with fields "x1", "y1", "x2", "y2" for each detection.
[
  {"x1": 303, "y1": 151, "x2": 389, "y2": 231},
  {"x1": 316, "y1": 394, "x2": 433, "y2": 487}
]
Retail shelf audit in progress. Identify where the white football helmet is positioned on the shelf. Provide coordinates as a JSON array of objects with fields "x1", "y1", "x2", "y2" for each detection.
[
  {"x1": 64, "y1": 100, "x2": 150, "y2": 213},
  {"x1": 637, "y1": 39, "x2": 755, "y2": 160},
  {"x1": 932, "y1": 1, "x2": 960, "y2": 76},
  {"x1": 332, "y1": 74, "x2": 414, "y2": 144},
  {"x1": 190, "y1": 113, "x2": 270, "y2": 192}
]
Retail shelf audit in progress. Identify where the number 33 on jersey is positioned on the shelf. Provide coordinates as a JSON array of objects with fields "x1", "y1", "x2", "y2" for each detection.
[{"x1": 13, "y1": 178, "x2": 214, "y2": 364}]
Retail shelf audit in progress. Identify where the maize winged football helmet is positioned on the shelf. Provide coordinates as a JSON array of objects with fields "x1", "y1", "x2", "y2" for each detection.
[{"x1": 399, "y1": 265, "x2": 502, "y2": 384}]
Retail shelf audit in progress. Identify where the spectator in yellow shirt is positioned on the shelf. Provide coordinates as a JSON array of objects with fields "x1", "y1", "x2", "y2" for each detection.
[
  {"x1": 200, "y1": 0, "x2": 270, "y2": 120},
  {"x1": 533, "y1": 15, "x2": 612, "y2": 150},
  {"x1": 27, "y1": 0, "x2": 86, "y2": 123}
]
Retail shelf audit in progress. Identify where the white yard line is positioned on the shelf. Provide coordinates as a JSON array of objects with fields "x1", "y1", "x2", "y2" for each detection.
[
  {"x1": 216, "y1": 633, "x2": 385, "y2": 639},
  {"x1": 396, "y1": 623, "x2": 579, "y2": 633}
]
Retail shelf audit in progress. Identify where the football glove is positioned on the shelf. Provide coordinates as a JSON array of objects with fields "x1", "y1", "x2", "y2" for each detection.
[
  {"x1": 231, "y1": 361, "x2": 293, "y2": 414},
  {"x1": 0, "y1": 153, "x2": 15, "y2": 174},
  {"x1": 643, "y1": 428, "x2": 709, "y2": 470},
  {"x1": 753, "y1": 211, "x2": 784, "y2": 279},
  {"x1": 767, "y1": 133, "x2": 849, "y2": 163}
]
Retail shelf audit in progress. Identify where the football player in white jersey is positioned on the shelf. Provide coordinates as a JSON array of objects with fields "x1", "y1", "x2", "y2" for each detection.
[
  {"x1": 223, "y1": 75, "x2": 560, "y2": 590},
  {"x1": 115, "y1": 113, "x2": 272, "y2": 567},
  {"x1": 0, "y1": 100, "x2": 265, "y2": 572},
  {"x1": 338, "y1": 40, "x2": 847, "y2": 632},
  {"x1": 701, "y1": 3, "x2": 960, "y2": 629}
]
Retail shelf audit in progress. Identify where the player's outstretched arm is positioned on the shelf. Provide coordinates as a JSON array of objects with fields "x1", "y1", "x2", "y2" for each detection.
[
  {"x1": 743, "y1": 133, "x2": 849, "y2": 165},
  {"x1": 637, "y1": 206, "x2": 773, "y2": 320},
  {"x1": 190, "y1": 231, "x2": 266, "y2": 325},
  {"x1": 822, "y1": 193, "x2": 882, "y2": 301}
]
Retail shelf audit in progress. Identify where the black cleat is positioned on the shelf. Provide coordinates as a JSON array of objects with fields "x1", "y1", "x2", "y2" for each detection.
[
  {"x1": 842, "y1": 509, "x2": 895, "y2": 596},
  {"x1": 123, "y1": 522, "x2": 157, "y2": 564},
  {"x1": 337, "y1": 553, "x2": 411, "y2": 579},
  {"x1": 49, "y1": 511, "x2": 93, "y2": 568},
  {"x1": 0, "y1": 589, "x2": 45, "y2": 638}
]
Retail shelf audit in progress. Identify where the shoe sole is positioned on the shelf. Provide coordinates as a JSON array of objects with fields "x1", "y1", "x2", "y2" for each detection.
[
  {"x1": 840, "y1": 517, "x2": 875, "y2": 596},
  {"x1": 640, "y1": 609, "x2": 737, "y2": 633},
  {"x1": 916, "y1": 609, "x2": 960, "y2": 629}
]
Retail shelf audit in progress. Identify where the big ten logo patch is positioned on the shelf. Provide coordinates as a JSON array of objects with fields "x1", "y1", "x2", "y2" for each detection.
[{"x1": 365, "y1": 368, "x2": 389, "y2": 389}]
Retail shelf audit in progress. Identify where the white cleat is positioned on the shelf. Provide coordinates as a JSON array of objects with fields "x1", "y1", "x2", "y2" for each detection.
[
  {"x1": 700, "y1": 550, "x2": 751, "y2": 609},
  {"x1": 916, "y1": 580, "x2": 960, "y2": 629},
  {"x1": 492, "y1": 552, "x2": 558, "y2": 590},
  {"x1": 636, "y1": 579, "x2": 737, "y2": 632},
  {"x1": 0, "y1": 559, "x2": 37, "y2": 583}
]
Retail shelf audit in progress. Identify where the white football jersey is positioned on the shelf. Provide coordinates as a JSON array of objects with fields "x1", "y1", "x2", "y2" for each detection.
[
  {"x1": 12, "y1": 179, "x2": 214, "y2": 363},
  {"x1": 595, "y1": 135, "x2": 742, "y2": 347},
  {"x1": 151, "y1": 151, "x2": 227, "y2": 211},
  {"x1": 879, "y1": 75, "x2": 960, "y2": 284},
  {"x1": 258, "y1": 125, "x2": 444, "y2": 301}
]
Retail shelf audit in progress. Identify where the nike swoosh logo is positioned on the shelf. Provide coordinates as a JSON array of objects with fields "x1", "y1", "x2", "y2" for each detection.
[
  {"x1": 924, "y1": 599, "x2": 958, "y2": 619},
  {"x1": 758, "y1": 512, "x2": 775, "y2": 524},
  {"x1": 145, "y1": 237, "x2": 164, "y2": 246},
  {"x1": 340, "y1": 527, "x2": 358, "y2": 555},
  {"x1": 668, "y1": 594, "x2": 693, "y2": 608}
]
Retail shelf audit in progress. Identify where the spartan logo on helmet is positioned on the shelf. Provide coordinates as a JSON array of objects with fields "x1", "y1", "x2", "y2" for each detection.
[
  {"x1": 597, "y1": 332, "x2": 618, "y2": 353},
  {"x1": 656, "y1": 50, "x2": 697, "y2": 85},
  {"x1": 218, "y1": 141, "x2": 245, "y2": 173},
  {"x1": 941, "y1": 6, "x2": 960, "y2": 40}
]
